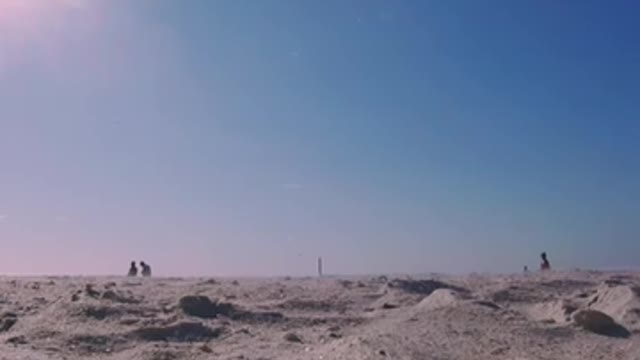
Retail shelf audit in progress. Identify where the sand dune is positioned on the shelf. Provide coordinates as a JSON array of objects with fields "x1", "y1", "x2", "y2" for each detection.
[{"x1": 0, "y1": 271, "x2": 639, "y2": 359}]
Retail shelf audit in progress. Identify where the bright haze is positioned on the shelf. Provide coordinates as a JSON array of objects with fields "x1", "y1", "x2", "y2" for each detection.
[{"x1": 0, "y1": 0, "x2": 638, "y2": 276}]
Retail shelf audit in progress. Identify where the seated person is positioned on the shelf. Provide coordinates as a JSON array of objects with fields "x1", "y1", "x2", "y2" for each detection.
[
  {"x1": 140, "y1": 261, "x2": 152, "y2": 277},
  {"x1": 128, "y1": 261, "x2": 138, "y2": 277}
]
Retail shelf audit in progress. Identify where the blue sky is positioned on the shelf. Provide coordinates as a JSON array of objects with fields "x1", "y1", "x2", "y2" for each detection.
[{"x1": 1, "y1": 0, "x2": 638, "y2": 276}]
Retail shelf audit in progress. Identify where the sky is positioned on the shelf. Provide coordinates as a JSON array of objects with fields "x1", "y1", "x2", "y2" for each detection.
[{"x1": 0, "y1": 0, "x2": 638, "y2": 276}]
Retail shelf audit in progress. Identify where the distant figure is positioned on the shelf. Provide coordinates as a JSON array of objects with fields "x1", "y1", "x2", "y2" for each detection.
[
  {"x1": 140, "y1": 261, "x2": 152, "y2": 277},
  {"x1": 540, "y1": 252, "x2": 551, "y2": 271},
  {"x1": 524, "y1": 265, "x2": 529, "y2": 273},
  {"x1": 128, "y1": 261, "x2": 138, "y2": 277}
]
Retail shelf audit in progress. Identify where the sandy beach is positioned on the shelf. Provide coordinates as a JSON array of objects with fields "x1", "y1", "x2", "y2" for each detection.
[{"x1": 0, "y1": 271, "x2": 638, "y2": 359}]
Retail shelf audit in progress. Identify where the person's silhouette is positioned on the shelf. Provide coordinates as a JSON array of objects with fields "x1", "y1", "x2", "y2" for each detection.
[
  {"x1": 128, "y1": 261, "x2": 138, "y2": 277},
  {"x1": 540, "y1": 252, "x2": 551, "y2": 271},
  {"x1": 140, "y1": 261, "x2": 152, "y2": 277}
]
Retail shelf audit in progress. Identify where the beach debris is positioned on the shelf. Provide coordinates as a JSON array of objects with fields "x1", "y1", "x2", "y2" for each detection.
[{"x1": 284, "y1": 332, "x2": 303, "y2": 343}]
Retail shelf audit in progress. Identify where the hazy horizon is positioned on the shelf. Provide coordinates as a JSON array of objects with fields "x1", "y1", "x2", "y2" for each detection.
[{"x1": 1, "y1": 0, "x2": 638, "y2": 277}]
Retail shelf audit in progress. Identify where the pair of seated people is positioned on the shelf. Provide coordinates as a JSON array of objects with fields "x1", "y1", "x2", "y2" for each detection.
[{"x1": 128, "y1": 261, "x2": 152, "y2": 277}]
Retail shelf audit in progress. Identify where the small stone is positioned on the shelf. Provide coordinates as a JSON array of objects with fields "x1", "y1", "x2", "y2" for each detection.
[{"x1": 200, "y1": 344, "x2": 213, "y2": 353}]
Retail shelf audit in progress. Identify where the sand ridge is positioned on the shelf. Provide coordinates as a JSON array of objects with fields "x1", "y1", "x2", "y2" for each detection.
[{"x1": 0, "y1": 271, "x2": 639, "y2": 359}]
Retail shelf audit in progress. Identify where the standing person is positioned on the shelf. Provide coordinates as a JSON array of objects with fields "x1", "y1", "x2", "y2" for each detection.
[
  {"x1": 128, "y1": 261, "x2": 138, "y2": 277},
  {"x1": 140, "y1": 261, "x2": 152, "y2": 277},
  {"x1": 540, "y1": 252, "x2": 551, "y2": 271}
]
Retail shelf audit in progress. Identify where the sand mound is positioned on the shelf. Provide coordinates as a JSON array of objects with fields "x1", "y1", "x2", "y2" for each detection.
[
  {"x1": 587, "y1": 284, "x2": 640, "y2": 329},
  {"x1": 415, "y1": 289, "x2": 462, "y2": 311},
  {"x1": 527, "y1": 299, "x2": 579, "y2": 324},
  {"x1": 1, "y1": 273, "x2": 639, "y2": 360},
  {"x1": 389, "y1": 279, "x2": 469, "y2": 296}
]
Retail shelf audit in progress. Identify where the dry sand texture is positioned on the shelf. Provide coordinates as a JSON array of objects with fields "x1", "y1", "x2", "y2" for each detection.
[{"x1": 1, "y1": 271, "x2": 639, "y2": 359}]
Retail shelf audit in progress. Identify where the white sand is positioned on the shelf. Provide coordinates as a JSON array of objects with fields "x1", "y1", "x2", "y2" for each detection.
[{"x1": 0, "y1": 271, "x2": 639, "y2": 359}]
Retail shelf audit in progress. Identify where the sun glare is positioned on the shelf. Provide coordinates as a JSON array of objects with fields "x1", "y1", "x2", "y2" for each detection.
[
  {"x1": 0, "y1": 0, "x2": 92, "y2": 74},
  {"x1": 0, "y1": 0, "x2": 84, "y2": 29}
]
